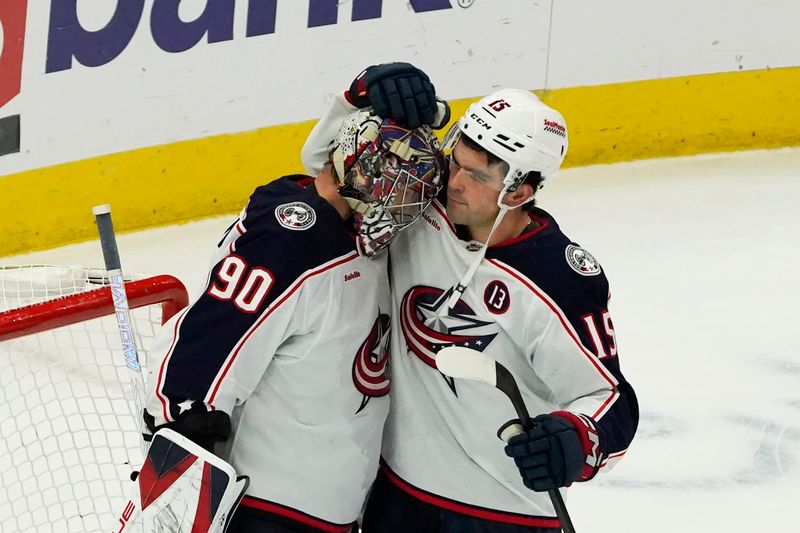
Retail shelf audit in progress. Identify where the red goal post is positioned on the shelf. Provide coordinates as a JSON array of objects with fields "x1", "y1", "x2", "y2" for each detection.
[
  {"x1": 0, "y1": 266, "x2": 188, "y2": 533},
  {"x1": 0, "y1": 274, "x2": 188, "y2": 340}
]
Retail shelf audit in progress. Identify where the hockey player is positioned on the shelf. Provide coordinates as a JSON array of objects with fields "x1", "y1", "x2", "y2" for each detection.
[
  {"x1": 141, "y1": 103, "x2": 445, "y2": 532},
  {"x1": 302, "y1": 65, "x2": 639, "y2": 532}
]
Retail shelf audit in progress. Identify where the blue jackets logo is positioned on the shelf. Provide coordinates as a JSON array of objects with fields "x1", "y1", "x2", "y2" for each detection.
[{"x1": 275, "y1": 202, "x2": 316, "y2": 231}]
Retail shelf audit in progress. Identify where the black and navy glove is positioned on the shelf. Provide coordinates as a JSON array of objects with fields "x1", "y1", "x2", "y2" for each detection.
[
  {"x1": 501, "y1": 412, "x2": 602, "y2": 492},
  {"x1": 346, "y1": 62, "x2": 446, "y2": 129},
  {"x1": 144, "y1": 409, "x2": 231, "y2": 453}
]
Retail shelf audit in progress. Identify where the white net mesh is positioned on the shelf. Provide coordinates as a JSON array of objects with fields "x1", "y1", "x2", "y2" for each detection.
[{"x1": 0, "y1": 266, "x2": 175, "y2": 533}]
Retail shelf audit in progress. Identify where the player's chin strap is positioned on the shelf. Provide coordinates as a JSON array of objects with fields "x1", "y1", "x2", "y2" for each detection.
[
  {"x1": 445, "y1": 206, "x2": 508, "y2": 310},
  {"x1": 444, "y1": 181, "x2": 534, "y2": 312}
]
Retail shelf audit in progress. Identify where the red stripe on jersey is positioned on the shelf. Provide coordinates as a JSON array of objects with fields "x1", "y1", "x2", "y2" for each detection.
[
  {"x1": 229, "y1": 220, "x2": 246, "y2": 254},
  {"x1": 206, "y1": 252, "x2": 361, "y2": 405},
  {"x1": 602, "y1": 449, "x2": 628, "y2": 468},
  {"x1": 486, "y1": 258, "x2": 619, "y2": 419},
  {"x1": 240, "y1": 496, "x2": 355, "y2": 533},
  {"x1": 294, "y1": 176, "x2": 316, "y2": 188},
  {"x1": 380, "y1": 462, "x2": 561, "y2": 528},
  {"x1": 490, "y1": 213, "x2": 550, "y2": 248},
  {"x1": 154, "y1": 307, "x2": 190, "y2": 423}
]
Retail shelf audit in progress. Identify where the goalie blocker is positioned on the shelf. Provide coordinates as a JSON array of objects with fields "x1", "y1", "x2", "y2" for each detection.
[{"x1": 113, "y1": 429, "x2": 248, "y2": 533}]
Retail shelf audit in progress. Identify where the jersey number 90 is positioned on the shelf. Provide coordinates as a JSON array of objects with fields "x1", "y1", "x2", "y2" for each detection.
[{"x1": 208, "y1": 255, "x2": 274, "y2": 313}]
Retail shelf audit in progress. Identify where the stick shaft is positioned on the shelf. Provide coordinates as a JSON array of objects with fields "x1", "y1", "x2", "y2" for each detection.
[
  {"x1": 93, "y1": 205, "x2": 147, "y2": 457},
  {"x1": 495, "y1": 363, "x2": 531, "y2": 425},
  {"x1": 495, "y1": 362, "x2": 576, "y2": 533}
]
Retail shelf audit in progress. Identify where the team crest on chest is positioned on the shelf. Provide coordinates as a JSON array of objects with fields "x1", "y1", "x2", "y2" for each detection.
[
  {"x1": 275, "y1": 202, "x2": 316, "y2": 230},
  {"x1": 565, "y1": 244, "x2": 601, "y2": 276},
  {"x1": 400, "y1": 285, "x2": 498, "y2": 394},
  {"x1": 352, "y1": 313, "x2": 391, "y2": 413}
]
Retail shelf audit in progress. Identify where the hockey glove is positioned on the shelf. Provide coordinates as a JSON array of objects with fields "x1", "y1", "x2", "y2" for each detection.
[
  {"x1": 502, "y1": 412, "x2": 602, "y2": 492},
  {"x1": 144, "y1": 409, "x2": 231, "y2": 453},
  {"x1": 346, "y1": 62, "x2": 439, "y2": 128}
]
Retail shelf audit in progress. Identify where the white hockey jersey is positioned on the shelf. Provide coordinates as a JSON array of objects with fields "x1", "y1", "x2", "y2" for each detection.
[
  {"x1": 381, "y1": 201, "x2": 637, "y2": 527},
  {"x1": 144, "y1": 176, "x2": 391, "y2": 531}
]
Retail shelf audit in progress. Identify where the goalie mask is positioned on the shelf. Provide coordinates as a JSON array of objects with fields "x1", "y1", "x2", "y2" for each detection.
[{"x1": 330, "y1": 109, "x2": 444, "y2": 257}]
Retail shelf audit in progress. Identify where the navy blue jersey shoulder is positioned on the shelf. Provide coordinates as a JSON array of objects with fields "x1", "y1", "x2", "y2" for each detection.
[
  {"x1": 156, "y1": 176, "x2": 359, "y2": 422},
  {"x1": 238, "y1": 175, "x2": 357, "y2": 261},
  {"x1": 488, "y1": 207, "x2": 638, "y2": 456},
  {"x1": 217, "y1": 174, "x2": 357, "y2": 305},
  {"x1": 487, "y1": 207, "x2": 609, "y2": 329}
]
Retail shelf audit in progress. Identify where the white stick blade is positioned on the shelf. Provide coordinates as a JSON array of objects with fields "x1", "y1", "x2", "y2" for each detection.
[{"x1": 435, "y1": 346, "x2": 497, "y2": 386}]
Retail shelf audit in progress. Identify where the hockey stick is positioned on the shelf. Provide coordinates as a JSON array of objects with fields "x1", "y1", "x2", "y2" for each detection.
[
  {"x1": 93, "y1": 204, "x2": 147, "y2": 456},
  {"x1": 435, "y1": 346, "x2": 577, "y2": 533},
  {"x1": 94, "y1": 207, "x2": 249, "y2": 532}
]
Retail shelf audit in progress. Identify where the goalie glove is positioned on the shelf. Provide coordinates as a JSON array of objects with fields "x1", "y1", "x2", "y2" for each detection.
[
  {"x1": 143, "y1": 408, "x2": 232, "y2": 452},
  {"x1": 501, "y1": 412, "x2": 602, "y2": 492},
  {"x1": 113, "y1": 429, "x2": 249, "y2": 533},
  {"x1": 346, "y1": 62, "x2": 449, "y2": 129}
]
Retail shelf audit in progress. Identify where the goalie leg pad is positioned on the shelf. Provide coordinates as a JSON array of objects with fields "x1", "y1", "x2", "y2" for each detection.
[{"x1": 113, "y1": 428, "x2": 248, "y2": 533}]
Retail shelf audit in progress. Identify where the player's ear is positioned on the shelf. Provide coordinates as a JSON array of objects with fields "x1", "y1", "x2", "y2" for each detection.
[{"x1": 502, "y1": 183, "x2": 535, "y2": 208}]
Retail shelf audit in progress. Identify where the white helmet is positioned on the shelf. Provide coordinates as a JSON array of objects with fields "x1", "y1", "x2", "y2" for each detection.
[{"x1": 445, "y1": 88, "x2": 568, "y2": 192}]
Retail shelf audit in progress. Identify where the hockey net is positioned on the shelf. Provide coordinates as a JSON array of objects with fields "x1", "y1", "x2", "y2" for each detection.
[{"x1": 0, "y1": 265, "x2": 189, "y2": 533}]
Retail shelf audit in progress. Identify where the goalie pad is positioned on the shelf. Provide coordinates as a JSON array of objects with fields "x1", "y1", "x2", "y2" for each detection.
[{"x1": 112, "y1": 428, "x2": 249, "y2": 533}]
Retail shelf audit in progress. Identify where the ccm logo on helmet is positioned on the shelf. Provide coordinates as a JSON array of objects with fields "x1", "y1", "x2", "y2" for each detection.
[{"x1": 470, "y1": 113, "x2": 492, "y2": 130}]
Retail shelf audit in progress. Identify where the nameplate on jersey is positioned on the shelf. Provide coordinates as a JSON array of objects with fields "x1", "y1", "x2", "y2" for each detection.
[
  {"x1": 275, "y1": 202, "x2": 317, "y2": 231},
  {"x1": 565, "y1": 244, "x2": 601, "y2": 276}
]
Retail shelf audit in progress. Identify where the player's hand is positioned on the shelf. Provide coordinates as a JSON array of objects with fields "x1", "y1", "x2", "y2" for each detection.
[
  {"x1": 502, "y1": 413, "x2": 589, "y2": 492},
  {"x1": 144, "y1": 408, "x2": 231, "y2": 453},
  {"x1": 346, "y1": 62, "x2": 437, "y2": 128}
]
